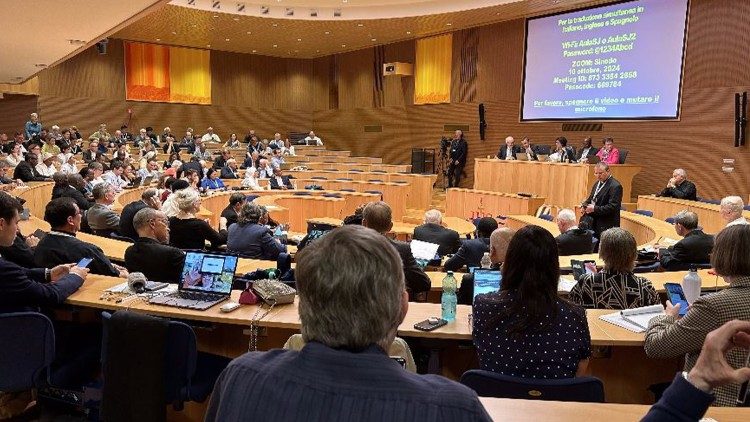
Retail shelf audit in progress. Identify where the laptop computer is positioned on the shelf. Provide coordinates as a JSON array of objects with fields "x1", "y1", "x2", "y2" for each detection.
[
  {"x1": 124, "y1": 176, "x2": 142, "y2": 189},
  {"x1": 149, "y1": 251, "x2": 238, "y2": 310},
  {"x1": 516, "y1": 152, "x2": 528, "y2": 161},
  {"x1": 473, "y1": 269, "x2": 502, "y2": 303},
  {"x1": 141, "y1": 175, "x2": 155, "y2": 186}
]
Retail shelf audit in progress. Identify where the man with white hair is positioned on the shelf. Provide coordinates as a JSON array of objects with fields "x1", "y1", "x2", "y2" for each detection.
[
  {"x1": 555, "y1": 208, "x2": 594, "y2": 255},
  {"x1": 496, "y1": 136, "x2": 520, "y2": 160},
  {"x1": 220, "y1": 158, "x2": 239, "y2": 179},
  {"x1": 720, "y1": 196, "x2": 748, "y2": 227},
  {"x1": 202, "y1": 127, "x2": 221, "y2": 144},
  {"x1": 25, "y1": 112, "x2": 42, "y2": 139},
  {"x1": 412, "y1": 209, "x2": 461, "y2": 257},
  {"x1": 304, "y1": 131, "x2": 323, "y2": 146},
  {"x1": 659, "y1": 168, "x2": 697, "y2": 201}
]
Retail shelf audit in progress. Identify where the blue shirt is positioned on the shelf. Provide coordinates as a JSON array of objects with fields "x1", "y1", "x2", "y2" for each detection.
[
  {"x1": 206, "y1": 342, "x2": 491, "y2": 422},
  {"x1": 25, "y1": 121, "x2": 42, "y2": 139},
  {"x1": 200, "y1": 178, "x2": 225, "y2": 190},
  {"x1": 473, "y1": 291, "x2": 591, "y2": 379}
]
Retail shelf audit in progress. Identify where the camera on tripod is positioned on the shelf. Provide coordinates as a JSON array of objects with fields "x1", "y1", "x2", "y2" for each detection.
[{"x1": 440, "y1": 137, "x2": 451, "y2": 153}]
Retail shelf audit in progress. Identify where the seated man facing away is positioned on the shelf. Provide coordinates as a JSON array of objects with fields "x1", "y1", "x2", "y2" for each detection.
[
  {"x1": 659, "y1": 168, "x2": 697, "y2": 201},
  {"x1": 362, "y1": 201, "x2": 431, "y2": 299},
  {"x1": 412, "y1": 209, "x2": 461, "y2": 257},
  {"x1": 206, "y1": 225, "x2": 490, "y2": 422},
  {"x1": 659, "y1": 210, "x2": 713, "y2": 271},
  {"x1": 720, "y1": 196, "x2": 748, "y2": 227},
  {"x1": 444, "y1": 217, "x2": 499, "y2": 272},
  {"x1": 35, "y1": 198, "x2": 128, "y2": 278},
  {"x1": 119, "y1": 188, "x2": 161, "y2": 240},
  {"x1": 85, "y1": 182, "x2": 121, "y2": 235},
  {"x1": 124, "y1": 208, "x2": 185, "y2": 283},
  {"x1": 555, "y1": 208, "x2": 594, "y2": 256},
  {"x1": 0, "y1": 192, "x2": 89, "y2": 313}
]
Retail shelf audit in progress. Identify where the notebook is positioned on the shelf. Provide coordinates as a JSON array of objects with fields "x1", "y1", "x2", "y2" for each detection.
[
  {"x1": 599, "y1": 305, "x2": 665, "y2": 333},
  {"x1": 149, "y1": 251, "x2": 238, "y2": 310}
]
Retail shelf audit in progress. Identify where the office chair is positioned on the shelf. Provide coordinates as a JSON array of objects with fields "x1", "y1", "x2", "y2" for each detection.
[
  {"x1": 618, "y1": 149, "x2": 629, "y2": 164},
  {"x1": 0, "y1": 312, "x2": 55, "y2": 392},
  {"x1": 460, "y1": 370, "x2": 605, "y2": 403}
]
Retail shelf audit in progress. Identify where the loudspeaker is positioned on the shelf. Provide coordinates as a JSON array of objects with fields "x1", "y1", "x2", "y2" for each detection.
[
  {"x1": 478, "y1": 103, "x2": 487, "y2": 141},
  {"x1": 95, "y1": 39, "x2": 109, "y2": 55}
]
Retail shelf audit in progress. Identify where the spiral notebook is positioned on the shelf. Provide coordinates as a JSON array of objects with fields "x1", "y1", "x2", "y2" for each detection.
[{"x1": 599, "y1": 305, "x2": 665, "y2": 333}]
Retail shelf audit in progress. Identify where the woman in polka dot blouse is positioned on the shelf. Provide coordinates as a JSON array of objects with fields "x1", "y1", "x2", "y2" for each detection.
[{"x1": 473, "y1": 225, "x2": 592, "y2": 379}]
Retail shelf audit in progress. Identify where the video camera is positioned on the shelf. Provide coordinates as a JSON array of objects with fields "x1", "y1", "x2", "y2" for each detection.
[{"x1": 440, "y1": 137, "x2": 451, "y2": 153}]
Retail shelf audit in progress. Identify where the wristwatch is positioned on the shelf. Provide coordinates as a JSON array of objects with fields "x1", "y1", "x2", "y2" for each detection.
[{"x1": 45, "y1": 268, "x2": 51, "y2": 282}]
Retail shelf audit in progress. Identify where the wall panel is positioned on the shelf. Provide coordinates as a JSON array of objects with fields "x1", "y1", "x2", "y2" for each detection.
[{"x1": 0, "y1": 94, "x2": 38, "y2": 135}]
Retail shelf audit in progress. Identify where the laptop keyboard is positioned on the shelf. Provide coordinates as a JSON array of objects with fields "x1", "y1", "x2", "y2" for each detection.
[{"x1": 176, "y1": 291, "x2": 224, "y2": 302}]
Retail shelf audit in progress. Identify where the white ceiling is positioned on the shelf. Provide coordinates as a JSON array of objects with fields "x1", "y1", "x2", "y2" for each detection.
[
  {"x1": 0, "y1": 0, "x2": 169, "y2": 84},
  {"x1": 168, "y1": 0, "x2": 522, "y2": 20}
]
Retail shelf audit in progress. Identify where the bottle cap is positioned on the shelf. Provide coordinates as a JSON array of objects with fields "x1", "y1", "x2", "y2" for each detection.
[{"x1": 446, "y1": 271, "x2": 453, "y2": 275}]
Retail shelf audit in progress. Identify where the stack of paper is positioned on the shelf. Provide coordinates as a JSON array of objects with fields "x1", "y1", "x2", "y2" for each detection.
[{"x1": 599, "y1": 304, "x2": 665, "y2": 333}]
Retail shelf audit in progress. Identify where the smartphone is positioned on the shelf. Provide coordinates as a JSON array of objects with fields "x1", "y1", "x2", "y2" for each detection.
[
  {"x1": 33, "y1": 229, "x2": 47, "y2": 240},
  {"x1": 664, "y1": 283, "x2": 689, "y2": 316},
  {"x1": 414, "y1": 317, "x2": 448, "y2": 332},
  {"x1": 77, "y1": 257, "x2": 93, "y2": 268},
  {"x1": 390, "y1": 356, "x2": 407, "y2": 368}
]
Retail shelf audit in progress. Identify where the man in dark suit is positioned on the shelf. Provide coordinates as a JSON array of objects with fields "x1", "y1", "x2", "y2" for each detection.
[
  {"x1": 119, "y1": 188, "x2": 161, "y2": 240},
  {"x1": 575, "y1": 137, "x2": 599, "y2": 162},
  {"x1": 0, "y1": 192, "x2": 89, "y2": 313},
  {"x1": 518, "y1": 137, "x2": 542, "y2": 161},
  {"x1": 13, "y1": 153, "x2": 49, "y2": 182},
  {"x1": 658, "y1": 168, "x2": 697, "y2": 201},
  {"x1": 659, "y1": 210, "x2": 714, "y2": 271},
  {"x1": 82, "y1": 140, "x2": 100, "y2": 163},
  {"x1": 444, "y1": 217, "x2": 499, "y2": 272},
  {"x1": 447, "y1": 130, "x2": 467, "y2": 187},
  {"x1": 555, "y1": 208, "x2": 594, "y2": 256},
  {"x1": 363, "y1": 201, "x2": 430, "y2": 300},
  {"x1": 269, "y1": 168, "x2": 294, "y2": 190},
  {"x1": 179, "y1": 156, "x2": 203, "y2": 179},
  {"x1": 496, "y1": 136, "x2": 521, "y2": 160},
  {"x1": 412, "y1": 209, "x2": 461, "y2": 257},
  {"x1": 220, "y1": 159, "x2": 240, "y2": 179},
  {"x1": 581, "y1": 162, "x2": 623, "y2": 238},
  {"x1": 124, "y1": 208, "x2": 185, "y2": 283}
]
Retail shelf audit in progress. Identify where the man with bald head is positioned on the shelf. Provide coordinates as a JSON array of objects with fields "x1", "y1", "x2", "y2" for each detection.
[
  {"x1": 659, "y1": 168, "x2": 697, "y2": 201},
  {"x1": 124, "y1": 208, "x2": 185, "y2": 283},
  {"x1": 581, "y1": 162, "x2": 623, "y2": 238},
  {"x1": 720, "y1": 196, "x2": 749, "y2": 227},
  {"x1": 496, "y1": 136, "x2": 520, "y2": 160},
  {"x1": 363, "y1": 201, "x2": 430, "y2": 299},
  {"x1": 413, "y1": 209, "x2": 461, "y2": 257}
]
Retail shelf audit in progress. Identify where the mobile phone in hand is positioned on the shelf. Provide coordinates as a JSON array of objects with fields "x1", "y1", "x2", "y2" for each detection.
[
  {"x1": 664, "y1": 283, "x2": 689, "y2": 316},
  {"x1": 77, "y1": 257, "x2": 93, "y2": 268}
]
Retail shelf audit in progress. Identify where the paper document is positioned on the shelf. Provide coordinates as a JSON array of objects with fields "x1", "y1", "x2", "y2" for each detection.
[
  {"x1": 410, "y1": 240, "x2": 440, "y2": 261},
  {"x1": 557, "y1": 277, "x2": 578, "y2": 293},
  {"x1": 599, "y1": 304, "x2": 664, "y2": 333}
]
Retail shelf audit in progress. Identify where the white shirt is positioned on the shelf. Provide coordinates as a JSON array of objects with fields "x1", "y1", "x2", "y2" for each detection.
[
  {"x1": 5, "y1": 154, "x2": 24, "y2": 167},
  {"x1": 57, "y1": 152, "x2": 73, "y2": 164},
  {"x1": 304, "y1": 136, "x2": 323, "y2": 146},
  {"x1": 60, "y1": 163, "x2": 78, "y2": 174},
  {"x1": 504, "y1": 146, "x2": 514, "y2": 160},
  {"x1": 103, "y1": 171, "x2": 128, "y2": 191},
  {"x1": 162, "y1": 194, "x2": 180, "y2": 218},
  {"x1": 35, "y1": 163, "x2": 55, "y2": 177},
  {"x1": 201, "y1": 133, "x2": 221, "y2": 144},
  {"x1": 241, "y1": 175, "x2": 263, "y2": 191},
  {"x1": 281, "y1": 146, "x2": 295, "y2": 156},
  {"x1": 727, "y1": 217, "x2": 749, "y2": 227}
]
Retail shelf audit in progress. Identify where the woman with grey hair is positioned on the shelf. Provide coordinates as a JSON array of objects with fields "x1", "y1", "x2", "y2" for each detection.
[
  {"x1": 167, "y1": 188, "x2": 227, "y2": 250},
  {"x1": 569, "y1": 227, "x2": 659, "y2": 309},
  {"x1": 226, "y1": 202, "x2": 285, "y2": 259}
]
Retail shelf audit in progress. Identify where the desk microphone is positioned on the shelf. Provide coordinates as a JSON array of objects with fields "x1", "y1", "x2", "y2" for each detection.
[{"x1": 127, "y1": 272, "x2": 147, "y2": 294}]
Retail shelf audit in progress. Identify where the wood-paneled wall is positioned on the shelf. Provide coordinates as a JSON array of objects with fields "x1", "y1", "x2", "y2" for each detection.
[
  {"x1": 0, "y1": 94, "x2": 38, "y2": 135},
  {"x1": 8, "y1": 0, "x2": 749, "y2": 202}
]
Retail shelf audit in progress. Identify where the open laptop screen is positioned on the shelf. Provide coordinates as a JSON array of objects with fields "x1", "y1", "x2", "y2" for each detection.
[
  {"x1": 473, "y1": 269, "x2": 502, "y2": 303},
  {"x1": 179, "y1": 252, "x2": 238, "y2": 294}
]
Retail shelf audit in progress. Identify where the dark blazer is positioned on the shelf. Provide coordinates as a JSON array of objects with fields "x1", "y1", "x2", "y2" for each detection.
[
  {"x1": 496, "y1": 145, "x2": 521, "y2": 160},
  {"x1": 119, "y1": 200, "x2": 149, "y2": 240},
  {"x1": 519, "y1": 144, "x2": 543, "y2": 160},
  {"x1": 556, "y1": 228, "x2": 594, "y2": 256},
  {"x1": 0, "y1": 258, "x2": 84, "y2": 313},
  {"x1": 82, "y1": 150, "x2": 97, "y2": 163},
  {"x1": 34, "y1": 232, "x2": 120, "y2": 277},
  {"x1": 168, "y1": 217, "x2": 227, "y2": 250},
  {"x1": 659, "y1": 229, "x2": 714, "y2": 271},
  {"x1": 575, "y1": 146, "x2": 599, "y2": 161},
  {"x1": 179, "y1": 160, "x2": 203, "y2": 178},
  {"x1": 220, "y1": 166, "x2": 239, "y2": 179},
  {"x1": 389, "y1": 239, "x2": 431, "y2": 296},
  {"x1": 444, "y1": 237, "x2": 490, "y2": 272},
  {"x1": 13, "y1": 161, "x2": 47, "y2": 182},
  {"x1": 124, "y1": 237, "x2": 186, "y2": 283},
  {"x1": 0, "y1": 232, "x2": 37, "y2": 268},
  {"x1": 559, "y1": 146, "x2": 577, "y2": 163},
  {"x1": 449, "y1": 139, "x2": 468, "y2": 165},
  {"x1": 413, "y1": 223, "x2": 461, "y2": 257},
  {"x1": 659, "y1": 180, "x2": 697, "y2": 201},
  {"x1": 52, "y1": 184, "x2": 91, "y2": 211},
  {"x1": 582, "y1": 176, "x2": 623, "y2": 237},
  {"x1": 270, "y1": 176, "x2": 294, "y2": 190},
  {"x1": 226, "y1": 223, "x2": 286, "y2": 260},
  {"x1": 641, "y1": 374, "x2": 715, "y2": 422}
]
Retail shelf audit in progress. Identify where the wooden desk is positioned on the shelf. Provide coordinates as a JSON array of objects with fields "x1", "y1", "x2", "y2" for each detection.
[
  {"x1": 285, "y1": 162, "x2": 410, "y2": 173},
  {"x1": 285, "y1": 155, "x2": 383, "y2": 164},
  {"x1": 637, "y1": 195, "x2": 750, "y2": 234},
  {"x1": 306, "y1": 216, "x2": 476, "y2": 238},
  {"x1": 12, "y1": 181, "x2": 54, "y2": 218},
  {"x1": 479, "y1": 397, "x2": 750, "y2": 421},
  {"x1": 445, "y1": 189, "x2": 546, "y2": 219},
  {"x1": 474, "y1": 159, "x2": 641, "y2": 209}
]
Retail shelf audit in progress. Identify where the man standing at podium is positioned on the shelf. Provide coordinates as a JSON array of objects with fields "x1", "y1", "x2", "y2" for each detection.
[
  {"x1": 447, "y1": 130, "x2": 467, "y2": 188},
  {"x1": 581, "y1": 162, "x2": 623, "y2": 238}
]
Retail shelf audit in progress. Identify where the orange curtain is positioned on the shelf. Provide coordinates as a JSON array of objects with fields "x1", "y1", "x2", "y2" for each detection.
[
  {"x1": 169, "y1": 46, "x2": 211, "y2": 104},
  {"x1": 124, "y1": 42, "x2": 170, "y2": 102},
  {"x1": 414, "y1": 34, "x2": 452, "y2": 105}
]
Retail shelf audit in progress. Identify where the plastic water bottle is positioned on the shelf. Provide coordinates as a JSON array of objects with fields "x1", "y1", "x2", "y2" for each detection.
[
  {"x1": 682, "y1": 266, "x2": 702, "y2": 304},
  {"x1": 480, "y1": 252, "x2": 492, "y2": 269},
  {"x1": 441, "y1": 272, "x2": 457, "y2": 322}
]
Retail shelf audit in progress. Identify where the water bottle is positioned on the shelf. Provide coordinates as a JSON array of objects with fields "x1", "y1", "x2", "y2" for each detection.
[
  {"x1": 480, "y1": 252, "x2": 492, "y2": 269},
  {"x1": 441, "y1": 271, "x2": 457, "y2": 322},
  {"x1": 682, "y1": 266, "x2": 702, "y2": 305}
]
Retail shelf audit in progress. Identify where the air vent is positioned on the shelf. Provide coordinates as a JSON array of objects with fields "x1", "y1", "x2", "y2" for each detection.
[
  {"x1": 444, "y1": 124, "x2": 469, "y2": 132},
  {"x1": 562, "y1": 123, "x2": 603, "y2": 132},
  {"x1": 364, "y1": 125, "x2": 382, "y2": 133}
]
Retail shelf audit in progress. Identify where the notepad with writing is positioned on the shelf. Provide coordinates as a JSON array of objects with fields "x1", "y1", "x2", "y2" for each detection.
[{"x1": 599, "y1": 305, "x2": 665, "y2": 333}]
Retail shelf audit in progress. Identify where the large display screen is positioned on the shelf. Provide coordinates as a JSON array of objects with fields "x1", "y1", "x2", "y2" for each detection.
[{"x1": 521, "y1": 0, "x2": 689, "y2": 121}]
